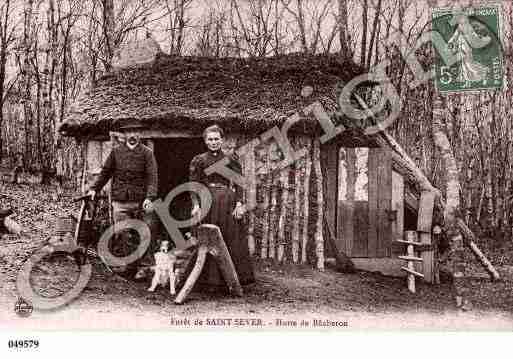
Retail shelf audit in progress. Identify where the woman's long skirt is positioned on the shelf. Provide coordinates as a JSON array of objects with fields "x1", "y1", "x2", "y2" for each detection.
[{"x1": 196, "y1": 186, "x2": 254, "y2": 289}]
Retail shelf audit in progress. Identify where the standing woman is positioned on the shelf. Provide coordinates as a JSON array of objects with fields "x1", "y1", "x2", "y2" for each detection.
[{"x1": 189, "y1": 125, "x2": 255, "y2": 290}]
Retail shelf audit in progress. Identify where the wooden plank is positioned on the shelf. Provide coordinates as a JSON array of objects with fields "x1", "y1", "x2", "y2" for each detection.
[
  {"x1": 101, "y1": 140, "x2": 112, "y2": 192},
  {"x1": 352, "y1": 201, "x2": 369, "y2": 257},
  {"x1": 395, "y1": 239, "x2": 424, "y2": 246},
  {"x1": 342, "y1": 147, "x2": 356, "y2": 257},
  {"x1": 367, "y1": 148, "x2": 379, "y2": 257},
  {"x1": 394, "y1": 241, "x2": 433, "y2": 252},
  {"x1": 417, "y1": 191, "x2": 435, "y2": 232},
  {"x1": 418, "y1": 191, "x2": 435, "y2": 283},
  {"x1": 398, "y1": 255, "x2": 423, "y2": 262},
  {"x1": 406, "y1": 244, "x2": 417, "y2": 293},
  {"x1": 338, "y1": 148, "x2": 348, "y2": 201},
  {"x1": 391, "y1": 171, "x2": 404, "y2": 255},
  {"x1": 337, "y1": 148, "x2": 348, "y2": 255},
  {"x1": 354, "y1": 148, "x2": 369, "y2": 201},
  {"x1": 346, "y1": 148, "x2": 356, "y2": 201},
  {"x1": 404, "y1": 188, "x2": 419, "y2": 211},
  {"x1": 377, "y1": 148, "x2": 392, "y2": 258},
  {"x1": 404, "y1": 230, "x2": 417, "y2": 241},
  {"x1": 401, "y1": 266, "x2": 425, "y2": 277},
  {"x1": 321, "y1": 142, "x2": 338, "y2": 258},
  {"x1": 338, "y1": 201, "x2": 354, "y2": 257}
]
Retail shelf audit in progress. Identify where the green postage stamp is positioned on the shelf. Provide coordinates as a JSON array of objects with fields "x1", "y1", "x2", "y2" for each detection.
[{"x1": 432, "y1": 4, "x2": 504, "y2": 93}]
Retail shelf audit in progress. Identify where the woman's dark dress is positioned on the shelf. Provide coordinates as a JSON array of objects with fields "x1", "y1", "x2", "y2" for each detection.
[{"x1": 189, "y1": 150, "x2": 255, "y2": 288}]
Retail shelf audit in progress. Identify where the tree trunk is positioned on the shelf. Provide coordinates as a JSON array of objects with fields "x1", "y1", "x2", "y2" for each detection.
[
  {"x1": 277, "y1": 166, "x2": 289, "y2": 262},
  {"x1": 268, "y1": 162, "x2": 278, "y2": 259},
  {"x1": 433, "y1": 96, "x2": 467, "y2": 308},
  {"x1": 243, "y1": 138, "x2": 257, "y2": 256},
  {"x1": 338, "y1": 0, "x2": 349, "y2": 56},
  {"x1": 312, "y1": 140, "x2": 324, "y2": 270},
  {"x1": 433, "y1": 98, "x2": 460, "y2": 224},
  {"x1": 101, "y1": 0, "x2": 115, "y2": 72},
  {"x1": 21, "y1": 0, "x2": 34, "y2": 170},
  {"x1": 301, "y1": 139, "x2": 312, "y2": 263},
  {"x1": 360, "y1": 0, "x2": 368, "y2": 68},
  {"x1": 42, "y1": 0, "x2": 57, "y2": 174},
  {"x1": 366, "y1": 0, "x2": 382, "y2": 69},
  {"x1": 260, "y1": 145, "x2": 272, "y2": 259},
  {"x1": 291, "y1": 139, "x2": 303, "y2": 263},
  {"x1": 0, "y1": 0, "x2": 14, "y2": 163}
]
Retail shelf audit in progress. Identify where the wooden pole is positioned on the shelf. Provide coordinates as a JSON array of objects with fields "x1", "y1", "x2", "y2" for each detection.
[
  {"x1": 277, "y1": 167, "x2": 289, "y2": 263},
  {"x1": 268, "y1": 173, "x2": 278, "y2": 259},
  {"x1": 407, "y1": 242, "x2": 416, "y2": 293},
  {"x1": 260, "y1": 144, "x2": 272, "y2": 259},
  {"x1": 400, "y1": 231, "x2": 425, "y2": 293},
  {"x1": 313, "y1": 140, "x2": 325, "y2": 270},
  {"x1": 433, "y1": 225, "x2": 442, "y2": 284},
  {"x1": 291, "y1": 154, "x2": 303, "y2": 263},
  {"x1": 405, "y1": 231, "x2": 417, "y2": 293},
  {"x1": 417, "y1": 191, "x2": 436, "y2": 283},
  {"x1": 301, "y1": 139, "x2": 312, "y2": 264},
  {"x1": 456, "y1": 219, "x2": 500, "y2": 281},
  {"x1": 260, "y1": 171, "x2": 270, "y2": 259},
  {"x1": 379, "y1": 131, "x2": 438, "y2": 193},
  {"x1": 174, "y1": 246, "x2": 207, "y2": 305},
  {"x1": 244, "y1": 139, "x2": 257, "y2": 256}
]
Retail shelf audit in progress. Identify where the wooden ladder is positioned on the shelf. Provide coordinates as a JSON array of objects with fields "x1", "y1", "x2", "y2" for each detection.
[
  {"x1": 397, "y1": 191, "x2": 439, "y2": 293},
  {"x1": 398, "y1": 231, "x2": 424, "y2": 293}
]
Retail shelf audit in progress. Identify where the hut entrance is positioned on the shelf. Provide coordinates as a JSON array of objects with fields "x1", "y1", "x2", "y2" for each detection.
[
  {"x1": 337, "y1": 147, "x2": 398, "y2": 259},
  {"x1": 153, "y1": 137, "x2": 205, "y2": 222}
]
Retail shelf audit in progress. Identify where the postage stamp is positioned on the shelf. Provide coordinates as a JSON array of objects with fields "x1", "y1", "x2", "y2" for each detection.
[{"x1": 432, "y1": 4, "x2": 505, "y2": 93}]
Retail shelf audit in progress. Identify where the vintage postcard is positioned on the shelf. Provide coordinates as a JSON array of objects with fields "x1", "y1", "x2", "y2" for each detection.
[{"x1": 1, "y1": 1, "x2": 513, "y2": 351}]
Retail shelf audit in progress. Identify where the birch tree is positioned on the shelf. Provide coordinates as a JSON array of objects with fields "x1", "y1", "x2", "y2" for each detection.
[{"x1": 0, "y1": 0, "x2": 21, "y2": 163}]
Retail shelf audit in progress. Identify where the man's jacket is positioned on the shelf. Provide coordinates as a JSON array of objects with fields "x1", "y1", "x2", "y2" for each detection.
[{"x1": 90, "y1": 143, "x2": 158, "y2": 202}]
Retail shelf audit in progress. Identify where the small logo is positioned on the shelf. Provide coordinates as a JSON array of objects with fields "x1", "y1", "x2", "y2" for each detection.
[{"x1": 14, "y1": 297, "x2": 33, "y2": 318}]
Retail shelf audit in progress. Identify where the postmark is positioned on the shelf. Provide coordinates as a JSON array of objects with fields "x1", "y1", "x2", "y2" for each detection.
[{"x1": 432, "y1": 4, "x2": 505, "y2": 93}]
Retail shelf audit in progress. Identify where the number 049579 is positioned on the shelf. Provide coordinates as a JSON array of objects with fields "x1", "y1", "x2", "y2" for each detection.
[{"x1": 8, "y1": 339, "x2": 39, "y2": 349}]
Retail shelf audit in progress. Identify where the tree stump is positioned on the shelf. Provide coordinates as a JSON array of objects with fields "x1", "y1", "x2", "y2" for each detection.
[{"x1": 174, "y1": 224, "x2": 243, "y2": 304}]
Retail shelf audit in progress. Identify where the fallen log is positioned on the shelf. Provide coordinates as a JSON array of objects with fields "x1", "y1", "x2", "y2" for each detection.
[{"x1": 456, "y1": 218, "x2": 500, "y2": 281}]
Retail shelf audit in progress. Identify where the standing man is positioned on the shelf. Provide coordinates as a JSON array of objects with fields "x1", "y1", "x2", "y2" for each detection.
[{"x1": 87, "y1": 122, "x2": 159, "y2": 279}]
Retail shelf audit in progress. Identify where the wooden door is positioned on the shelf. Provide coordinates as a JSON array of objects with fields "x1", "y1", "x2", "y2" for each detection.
[{"x1": 337, "y1": 147, "x2": 393, "y2": 258}]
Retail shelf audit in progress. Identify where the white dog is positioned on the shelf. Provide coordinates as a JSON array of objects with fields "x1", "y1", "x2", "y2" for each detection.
[{"x1": 148, "y1": 241, "x2": 177, "y2": 295}]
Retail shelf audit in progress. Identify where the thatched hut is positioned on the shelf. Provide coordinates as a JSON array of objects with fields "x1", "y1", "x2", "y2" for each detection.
[{"x1": 60, "y1": 38, "x2": 442, "y2": 282}]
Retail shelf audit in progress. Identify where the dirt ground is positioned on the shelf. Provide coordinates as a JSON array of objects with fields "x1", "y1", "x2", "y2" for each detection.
[{"x1": 1, "y1": 183, "x2": 512, "y2": 330}]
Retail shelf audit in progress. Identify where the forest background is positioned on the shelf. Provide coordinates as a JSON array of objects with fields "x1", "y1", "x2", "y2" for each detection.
[{"x1": 0, "y1": 0, "x2": 512, "y2": 242}]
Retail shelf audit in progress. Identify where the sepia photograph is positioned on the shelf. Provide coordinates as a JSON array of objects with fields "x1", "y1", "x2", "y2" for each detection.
[{"x1": 0, "y1": 0, "x2": 512, "y2": 341}]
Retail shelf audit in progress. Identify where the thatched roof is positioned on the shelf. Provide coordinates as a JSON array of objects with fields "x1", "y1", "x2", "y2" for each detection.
[
  {"x1": 59, "y1": 45, "x2": 441, "y2": 202},
  {"x1": 59, "y1": 51, "x2": 364, "y2": 138}
]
